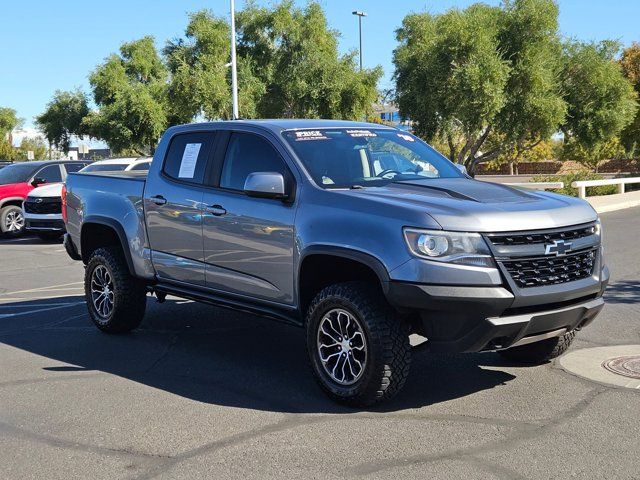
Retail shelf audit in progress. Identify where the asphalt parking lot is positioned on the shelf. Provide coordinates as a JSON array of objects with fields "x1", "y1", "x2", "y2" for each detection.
[{"x1": 0, "y1": 208, "x2": 638, "y2": 480}]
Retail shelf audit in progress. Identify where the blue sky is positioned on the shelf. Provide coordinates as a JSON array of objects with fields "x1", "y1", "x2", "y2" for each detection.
[{"x1": 1, "y1": 0, "x2": 639, "y2": 134}]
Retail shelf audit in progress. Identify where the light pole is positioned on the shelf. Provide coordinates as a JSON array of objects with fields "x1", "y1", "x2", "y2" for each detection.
[
  {"x1": 230, "y1": 0, "x2": 239, "y2": 119},
  {"x1": 352, "y1": 11, "x2": 367, "y2": 71}
]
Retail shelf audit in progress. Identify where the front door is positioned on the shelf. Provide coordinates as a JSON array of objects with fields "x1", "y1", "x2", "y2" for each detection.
[
  {"x1": 202, "y1": 131, "x2": 297, "y2": 304},
  {"x1": 144, "y1": 131, "x2": 216, "y2": 286}
]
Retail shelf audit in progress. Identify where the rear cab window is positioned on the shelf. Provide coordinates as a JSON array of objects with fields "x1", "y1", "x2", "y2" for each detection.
[{"x1": 163, "y1": 132, "x2": 216, "y2": 184}]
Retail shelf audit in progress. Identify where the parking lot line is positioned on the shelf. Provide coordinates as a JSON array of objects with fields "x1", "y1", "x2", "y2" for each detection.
[
  {"x1": 0, "y1": 281, "x2": 83, "y2": 297},
  {"x1": 0, "y1": 302, "x2": 85, "y2": 319}
]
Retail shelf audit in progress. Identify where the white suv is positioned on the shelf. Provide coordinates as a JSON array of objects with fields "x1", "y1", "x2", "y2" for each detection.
[{"x1": 23, "y1": 157, "x2": 152, "y2": 240}]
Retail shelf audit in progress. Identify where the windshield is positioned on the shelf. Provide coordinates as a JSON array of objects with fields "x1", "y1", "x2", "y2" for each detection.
[
  {"x1": 282, "y1": 128, "x2": 462, "y2": 188},
  {"x1": 0, "y1": 163, "x2": 39, "y2": 185},
  {"x1": 80, "y1": 163, "x2": 128, "y2": 173}
]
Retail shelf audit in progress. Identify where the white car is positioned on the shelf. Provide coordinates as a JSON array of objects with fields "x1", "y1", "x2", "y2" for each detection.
[
  {"x1": 23, "y1": 157, "x2": 152, "y2": 240},
  {"x1": 79, "y1": 157, "x2": 152, "y2": 174}
]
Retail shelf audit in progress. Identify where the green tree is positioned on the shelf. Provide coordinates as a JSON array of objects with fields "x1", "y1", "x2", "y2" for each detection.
[
  {"x1": 619, "y1": 42, "x2": 640, "y2": 155},
  {"x1": 238, "y1": 1, "x2": 381, "y2": 119},
  {"x1": 0, "y1": 107, "x2": 22, "y2": 142},
  {"x1": 560, "y1": 41, "x2": 637, "y2": 170},
  {"x1": 84, "y1": 36, "x2": 168, "y2": 155},
  {"x1": 35, "y1": 89, "x2": 89, "y2": 154},
  {"x1": 164, "y1": 10, "x2": 262, "y2": 121},
  {"x1": 17, "y1": 137, "x2": 48, "y2": 161},
  {"x1": 393, "y1": 0, "x2": 566, "y2": 173}
]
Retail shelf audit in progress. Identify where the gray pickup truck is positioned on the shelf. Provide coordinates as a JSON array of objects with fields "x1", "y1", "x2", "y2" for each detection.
[{"x1": 63, "y1": 120, "x2": 608, "y2": 406}]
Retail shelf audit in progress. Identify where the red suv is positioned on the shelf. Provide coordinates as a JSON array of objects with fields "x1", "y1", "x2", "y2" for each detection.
[{"x1": 0, "y1": 161, "x2": 89, "y2": 236}]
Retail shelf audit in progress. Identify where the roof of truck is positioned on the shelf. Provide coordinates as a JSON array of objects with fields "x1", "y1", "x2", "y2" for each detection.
[{"x1": 170, "y1": 119, "x2": 397, "y2": 133}]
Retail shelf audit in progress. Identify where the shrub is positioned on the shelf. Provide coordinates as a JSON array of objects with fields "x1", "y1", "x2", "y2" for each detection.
[{"x1": 534, "y1": 172, "x2": 618, "y2": 197}]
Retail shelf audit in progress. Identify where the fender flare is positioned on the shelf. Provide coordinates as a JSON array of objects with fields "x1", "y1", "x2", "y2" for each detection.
[
  {"x1": 81, "y1": 215, "x2": 136, "y2": 276},
  {"x1": 297, "y1": 245, "x2": 391, "y2": 308}
]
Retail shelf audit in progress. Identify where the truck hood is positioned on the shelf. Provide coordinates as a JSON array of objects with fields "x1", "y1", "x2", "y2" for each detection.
[
  {"x1": 27, "y1": 183, "x2": 63, "y2": 198},
  {"x1": 336, "y1": 178, "x2": 597, "y2": 232}
]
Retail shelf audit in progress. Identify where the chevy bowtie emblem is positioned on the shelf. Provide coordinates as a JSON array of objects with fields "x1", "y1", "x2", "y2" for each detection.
[
  {"x1": 545, "y1": 239, "x2": 572, "y2": 256},
  {"x1": 35, "y1": 198, "x2": 43, "y2": 203}
]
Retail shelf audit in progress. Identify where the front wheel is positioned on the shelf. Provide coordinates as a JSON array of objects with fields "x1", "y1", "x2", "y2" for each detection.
[
  {"x1": 85, "y1": 247, "x2": 147, "y2": 333},
  {"x1": 0, "y1": 205, "x2": 25, "y2": 236},
  {"x1": 498, "y1": 331, "x2": 576, "y2": 364},
  {"x1": 306, "y1": 282, "x2": 411, "y2": 407}
]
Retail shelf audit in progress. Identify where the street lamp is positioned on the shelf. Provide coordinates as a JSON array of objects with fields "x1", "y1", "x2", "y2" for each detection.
[
  {"x1": 230, "y1": 0, "x2": 239, "y2": 119},
  {"x1": 352, "y1": 11, "x2": 367, "y2": 71}
]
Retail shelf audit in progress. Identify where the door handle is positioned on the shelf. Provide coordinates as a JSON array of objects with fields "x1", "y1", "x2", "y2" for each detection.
[
  {"x1": 205, "y1": 204, "x2": 227, "y2": 216},
  {"x1": 150, "y1": 195, "x2": 167, "y2": 205}
]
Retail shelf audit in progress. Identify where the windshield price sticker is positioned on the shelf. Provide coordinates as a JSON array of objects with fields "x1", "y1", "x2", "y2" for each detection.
[
  {"x1": 346, "y1": 129, "x2": 377, "y2": 138},
  {"x1": 294, "y1": 130, "x2": 329, "y2": 141},
  {"x1": 397, "y1": 133, "x2": 415, "y2": 142}
]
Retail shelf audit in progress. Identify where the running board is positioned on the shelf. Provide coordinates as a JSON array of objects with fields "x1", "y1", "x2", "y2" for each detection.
[{"x1": 152, "y1": 282, "x2": 302, "y2": 327}]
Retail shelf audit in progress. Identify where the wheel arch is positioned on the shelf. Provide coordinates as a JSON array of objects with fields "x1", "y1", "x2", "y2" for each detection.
[
  {"x1": 297, "y1": 246, "x2": 391, "y2": 317},
  {"x1": 80, "y1": 216, "x2": 136, "y2": 276},
  {"x1": 0, "y1": 197, "x2": 25, "y2": 209}
]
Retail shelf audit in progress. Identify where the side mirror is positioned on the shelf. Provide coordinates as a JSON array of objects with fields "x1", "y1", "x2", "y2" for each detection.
[
  {"x1": 244, "y1": 172, "x2": 288, "y2": 200},
  {"x1": 454, "y1": 164, "x2": 468, "y2": 176},
  {"x1": 31, "y1": 177, "x2": 46, "y2": 187}
]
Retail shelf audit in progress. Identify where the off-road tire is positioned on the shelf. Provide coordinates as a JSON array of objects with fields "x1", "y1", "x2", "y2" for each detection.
[
  {"x1": 306, "y1": 281, "x2": 411, "y2": 407},
  {"x1": 498, "y1": 331, "x2": 576, "y2": 364},
  {"x1": 85, "y1": 247, "x2": 147, "y2": 333},
  {"x1": 0, "y1": 205, "x2": 25, "y2": 236}
]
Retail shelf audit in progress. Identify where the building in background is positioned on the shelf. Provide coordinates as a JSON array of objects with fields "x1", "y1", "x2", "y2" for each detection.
[{"x1": 372, "y1": 102, "x2": 411, "y2": 131}]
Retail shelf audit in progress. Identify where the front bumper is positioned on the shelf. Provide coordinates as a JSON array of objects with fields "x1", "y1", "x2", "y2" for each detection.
[
  {"x1": 386, "y1": 268, "x2": 608, "y2": 353},
  {"x1": 23, "y1": 212, "x2": 65, "y2": 232}
]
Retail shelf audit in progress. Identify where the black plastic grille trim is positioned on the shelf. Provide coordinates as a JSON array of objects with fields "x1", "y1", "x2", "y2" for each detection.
[
  {"x1": 24, "y1": 199, "x2": 62, "y2": 214},
  {"x1": 487, "y1": 224, "x2": 596, "y2": 246},
  {"x1": 501, "y1": 248, "x2": 597, "y2": 288}
]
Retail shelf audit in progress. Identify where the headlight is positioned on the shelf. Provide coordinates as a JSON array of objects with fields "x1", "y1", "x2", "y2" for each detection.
[{"x1": 403, "y1": 228, "x2": 495, "y2": 268}]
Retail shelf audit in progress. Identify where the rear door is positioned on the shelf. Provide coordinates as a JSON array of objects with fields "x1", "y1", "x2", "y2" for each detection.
[
  {"x1": 201, "y1": 130, "x2": 298, "y2": 304},
  {"x1": 144, "y1": 131, "x2": 216, "y2": 286}
]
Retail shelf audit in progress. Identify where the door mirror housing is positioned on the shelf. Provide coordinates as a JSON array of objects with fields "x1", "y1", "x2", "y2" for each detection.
[
  {"x1": 244, "y1": 172, "x2": 288, "y2": 200},
  {"x1": 454, "y1": 164, "x2": 468, "y2": 176},
  {"x1": 31, "y1": 177, "x2": 46, "y2": 187}
]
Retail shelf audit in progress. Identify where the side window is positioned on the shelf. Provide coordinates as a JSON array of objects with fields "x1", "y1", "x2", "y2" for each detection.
[
  {"x1": 63, "y1": 163, "x2": 86, "y2": 174},
  {"x1": 36, "y1": 165, "x2": 63, "y2": 183},
  {"x1": 163, "y1": 132, "x2": 215, "y2": 184},
  {"x1": 220, "y1": 133, "x2": 287, "y2": 191}
]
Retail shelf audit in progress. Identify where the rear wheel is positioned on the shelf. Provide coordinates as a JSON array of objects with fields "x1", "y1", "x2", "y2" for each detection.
[
  {"x1": 306, "y1": 282, "x2": 411, "y2": 407},
  {"x1": 0, "y1": 205, "x2": 25, "y2": 236},
  {"x1": 498, "y1": 331, "x2": 576, "y2": 364},
  {"x1": 85, "y1": 247, "x2": 147, "y2": 333}
]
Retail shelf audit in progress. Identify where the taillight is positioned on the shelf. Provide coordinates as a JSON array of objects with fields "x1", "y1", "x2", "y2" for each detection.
[{"x1": 61, "y1": 184, "x2": 68, "y2": 223}]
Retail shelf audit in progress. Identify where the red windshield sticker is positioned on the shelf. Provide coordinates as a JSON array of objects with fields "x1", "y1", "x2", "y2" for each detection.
[
  {"x1": 397, "y1": 133, "x2": 414, "y2": 142},
  {"x1": 346, "y1": 129, "x2": 377, "y2": 138},
  {"x1": 294, "y1": 130, "x2": 329, "y2": 141}
]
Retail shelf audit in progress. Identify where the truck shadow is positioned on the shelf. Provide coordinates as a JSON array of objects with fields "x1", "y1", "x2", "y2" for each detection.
[
  {"x1": 0, "y1": 295, "x2": 516, "y2": 413},
  {"x1": 604, "y1": 279, "x2": 640, "y2": 304}
]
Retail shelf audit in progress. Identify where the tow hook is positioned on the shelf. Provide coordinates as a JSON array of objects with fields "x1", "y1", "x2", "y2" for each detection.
[{"x1": 155, "y1": 291, "x2": 167, "y2": 303}]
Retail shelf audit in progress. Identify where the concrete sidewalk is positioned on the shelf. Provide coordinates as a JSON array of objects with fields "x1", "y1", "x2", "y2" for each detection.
[{"x1": 586, "y1": 190, "x2": 640, "y2": 213}]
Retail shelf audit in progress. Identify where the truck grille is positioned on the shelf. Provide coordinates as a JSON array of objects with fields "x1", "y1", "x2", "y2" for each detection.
[
  {"x1": 24, "y1": 198, "x2": 62, "y2": 214},
  {"x1": 502, "y1": 248, "x2": 597, "y2": 288},
  {"x1": 487, "y1": 224, "x2": 596, "y2": 246}
]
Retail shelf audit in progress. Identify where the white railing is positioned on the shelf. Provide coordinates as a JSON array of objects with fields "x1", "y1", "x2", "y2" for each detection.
[
  {"x1": 504, "y1": 182, "x2": 564, "y2": 190},
  {"x1": 570, "y1": 177, "x2": 640, "y2": 198}
]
